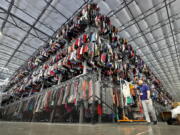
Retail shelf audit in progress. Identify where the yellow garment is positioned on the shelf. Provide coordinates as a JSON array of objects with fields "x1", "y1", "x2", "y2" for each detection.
[{"x1": 129, "y1": 84, "x2": 135, "y2": 96}]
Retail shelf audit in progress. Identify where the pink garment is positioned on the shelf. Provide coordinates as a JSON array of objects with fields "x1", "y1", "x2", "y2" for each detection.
[
  {"x1": 88, "y1": 80, "x2": 93, "y2": 103},
  {"x1": 82, "y1": 80, "x2": 88, "y2": 99},
  {"x1": 73, "y1": 81, "x2": 79, "y2": 104},
  {"x1": 50, "y1": 70, "x2": 55, "y2": 76},
  {"x1": 101, "y1": 53, "x2": 106, "y2": 63},
  {"x1": 88, "y1": 80, "x2": 93, "y2": 98},
  {"x1": 65, "y1": 104, "x2": 73, "y2": 113}
]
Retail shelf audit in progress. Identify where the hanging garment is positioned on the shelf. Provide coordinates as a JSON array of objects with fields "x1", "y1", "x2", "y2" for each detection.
[
  {"x1": 129, "y1": 84, "x2": 136, "y2": 97},
  {"x1": 88, "y1": 79, "x2": 93, "y2": 103},
  {"x1": 64, "y1": 103, "x2": 73, "y2": 113},
  {"x1": 97, "y1": 104, "x2": 103, "y2": 116},
  {"x1": 44, "y1": 90, "x2": 52, "y2": 112},
  {"x1": 94, "y1": 80, "x2": 100, "y2": 98},
  {"x1": 68, "y1": 82, "x2": 75, "y2": 103},
  {"x1": 83, "y1": 34, "x2": 88, "y2": 43},
  {"x1": 82, "y1": 79, "x2": 89, "y2": 100},
  {"x1": 103, "y1": 87, "x2": 113, "y2": 115},
  {"x1": 35, "y1": 95, "x2": 43, "y2": 113},
  {"x1": 62, "y1": 83, "x2": 71, "y2": 104},
  {"x1": 88, "y1": 42, "x2": 95, "y2": 57},
  {"x1": 50, "y1": 90, "x2": 57, "y2": 107},
  {"x1": 101, "y1": 53, "x2": 107, "y2": 65},
  {"x1": 122, "y1": 81, "x2": 133, "y2": 106},
  {"x1": 78, "y1": 78, "x2": 83, "y2": 100},
  {"x1": 73, "y1": 80, "x2": 79, "y2": 105},
  {"x1": 57, "y1": 87, "x2": 65, "y2": 106},
  {"x1": 113, "y1": 88, "x2": 121, "y2": 107},
  {"x1": 90, "y1": 32, "x2": 97, "y2": 42},
  {"x1": 28, "y1": 98, "x2": 36, "y2": 111}
]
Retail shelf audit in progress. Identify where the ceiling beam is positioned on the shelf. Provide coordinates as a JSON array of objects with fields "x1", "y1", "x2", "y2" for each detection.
[
  {"x1": 0, "y1": 0, "x2": 14, "y2": 32},
  {"x1": 164, "y1": 0, "x2": 180, "y2": 76},
  {"x1": 4, "y1": 0, "x2": 56, "y2": 33},
  {"x1": 118, "y1": 0, "x2": 175, "y2": 32},
  {"x1": 0, "y1": 5, "x2": 51, "y2": 38},
  {"x1": 8, "y1": 0, "x2": 53, "y2": 63},
  {"x1": 129, "y1": 13, "x2": 180, "y2": 43},
  {"x1": 3, "y1": 33, "x2": 37, "y2": 50},
  {"x1": 108, "y1": 0, "x2": 134, "y2": 18},
  {"x1": 151, "y1": 0, "x2": 180, "y2": 81},
  {"x1": 0, "y1": 42, "x2": 31, "y2": 56},
  {"x1": 0, "y1": 72, "x2": 13, "y2": 76},
  {"x1": 0, "y1": 0, "x2": 54, "y2": 77},
  {"x1": 44, "y1": 0, "x2": 68, "y2": 19},
  {"x1": 146, "y1": 55, "x2": 178, "y2": 64},
  {"x1": 0, "y1": 51, "x2": 26, "y2": 62},
  {"x1": 131, "y1": 28, "x2": 180, "y2": 50},
  {"x1": 0, "y1": 57, "x2": 23, "y2": 67},
  {"x1": 138, "y1": 44, "x2": 176, "y2": 57},
  {"x1": 0, "y1": 16, "x2": 47, "y2": 42}
]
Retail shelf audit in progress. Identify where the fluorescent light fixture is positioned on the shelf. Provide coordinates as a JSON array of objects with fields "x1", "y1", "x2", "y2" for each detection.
[
  {"x1": 0, "y1": 78, "x2": 9, "y2": 86},
  {"x1": 0, "y1": 67, "x2": 9, "y2": 71}
]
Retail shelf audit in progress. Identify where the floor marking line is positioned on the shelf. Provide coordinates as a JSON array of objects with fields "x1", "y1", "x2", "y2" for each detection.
[{"x1": 136, "y1": 130, "x2": 149, "y2": 135}]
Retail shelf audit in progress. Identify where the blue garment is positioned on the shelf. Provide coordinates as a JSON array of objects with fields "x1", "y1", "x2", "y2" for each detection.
[
  {"x1": 152, "y1": 90, "x2": 158, "y2": 100},
  {"x1": 139, "y1": 84, "x2": 150, "y2": 100},
  {"x1": 90, "y1": 33, "x2": 96, "y2": 42}
]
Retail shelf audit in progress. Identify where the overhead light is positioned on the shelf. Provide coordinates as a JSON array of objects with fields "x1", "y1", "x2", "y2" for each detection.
[
  {"x1": 0, "y1": 31, "x2": 2, "y2": 36},
  {"x1": 0, "y1": 78, "x2": 9, "y2": 86},
  {"x1": 0, "y1": 67, "x2": 9, "y2": 71}
]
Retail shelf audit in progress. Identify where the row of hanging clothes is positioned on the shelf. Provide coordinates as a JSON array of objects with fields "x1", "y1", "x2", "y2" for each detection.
[
  {"x1": 2, "y1": 73, "x2": 116, "y2": 123},
  {"x1": 99, "y1": 76, "x2": 144, "y2": 121},
  {"x1": 1, "y1": 71, "x2": 172, "y2": 122}
]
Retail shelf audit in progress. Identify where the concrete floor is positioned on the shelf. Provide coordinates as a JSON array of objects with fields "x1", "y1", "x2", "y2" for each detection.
[{"x1": 0, "y1": 122, "x2": 179, "y2": 135}]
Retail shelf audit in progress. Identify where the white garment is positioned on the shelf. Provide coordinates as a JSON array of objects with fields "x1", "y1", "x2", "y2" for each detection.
[
  {"x1": 122, "y1": 81, "x2": 134, "y2": 106},
  {"x1": 122, "y1": 81, "x2": 130, "y2": 97},
  {"x1": 122, "y1": 81, "x2": 131, "y2": 98},
  {"x1": 171, "y1": 106, "x2": 180, "y2": 118},
  {"x1": 94, "y1": 81, "x2": 100, "y2": 98},
  {"x1": 0, "y1": 92, "x2": 2, "y2": 107}
]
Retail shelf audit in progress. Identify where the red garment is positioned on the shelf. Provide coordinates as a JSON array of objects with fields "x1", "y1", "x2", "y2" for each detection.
[
  {"x1": 56, "y1": 54, "x2": 61, "y2": 61},
  {"x1": 32, "y1": 89, "x2": 39, "y2": 93},
  {"x1": 75, "y1": 38, "x2": 80, "y2": 47},
  {"x1": 83, "y1": 34, "x2": 88, "y2": 43},
  {"x1": 97, "y1": 104, "x2": 103, "y2": 116},
  {"x1": 101, "y1": 53, "x2": 106, "y2": 63},
  {"x1": 139, "y1": 101, "x2": 143, "y2": 113},
  {"x1": 77, "y1": 48, "x2": 82, "y2": 60},
  {"x1": 65, "y1": 104, "x2": 73, "y2": 113},
  {"x1": 79, "y1": 63, "x2": 83, "y2": 69},
  {"x1": 45, "y1": 91, "x2": 52, "y2": 112},
  {"x1": 83, "y1": 44, "x2": 89, "y2": 53},
  {"x1": 132, "y1": 51, "x2": 135, "y2": 57},
  {"x1": 50, "y1": 70, "x2": 55, "y2": 76},
  {"x1": 82, "y1": 80, "x2": 88, "y2": 98},
  {"x1": 112, "y1": 37, "x2": 117, "y2": 41}
]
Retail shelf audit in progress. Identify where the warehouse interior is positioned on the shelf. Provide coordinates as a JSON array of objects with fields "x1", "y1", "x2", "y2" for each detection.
[{"x1": 0, "y1": 0, "x2": 180, "y2": 135}]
